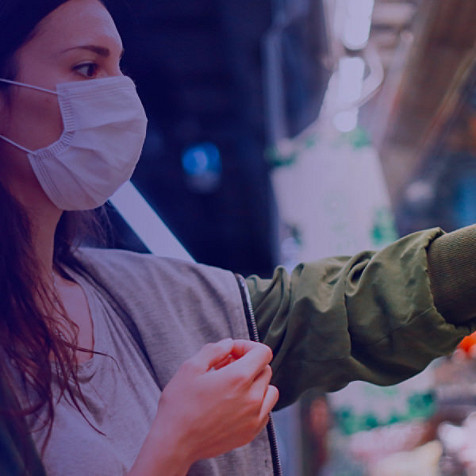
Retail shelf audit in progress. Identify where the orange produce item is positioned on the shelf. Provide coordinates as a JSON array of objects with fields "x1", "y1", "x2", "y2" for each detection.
[{"x1": 458, "y1": 332, "x2": 476, "y2": 354}]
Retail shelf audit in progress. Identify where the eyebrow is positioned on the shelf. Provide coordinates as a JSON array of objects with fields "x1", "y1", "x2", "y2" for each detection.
[{"x1": 60, "y1": 45, "x2": 125, "y2": 58}]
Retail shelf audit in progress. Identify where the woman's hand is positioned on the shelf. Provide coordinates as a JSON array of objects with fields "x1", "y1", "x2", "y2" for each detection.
[{"x1": 128, "y1": 338, "x2": 279, "y2": 476}]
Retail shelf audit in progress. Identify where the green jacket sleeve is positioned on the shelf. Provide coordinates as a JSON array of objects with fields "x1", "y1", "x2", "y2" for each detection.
[{"x1": 246, "y1": 227, "x2": 476, "y2": 409}]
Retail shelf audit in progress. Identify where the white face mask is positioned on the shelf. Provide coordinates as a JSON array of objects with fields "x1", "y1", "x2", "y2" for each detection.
[{"x1": 0, "y1": 75, "x2": 148, "y2": 210}]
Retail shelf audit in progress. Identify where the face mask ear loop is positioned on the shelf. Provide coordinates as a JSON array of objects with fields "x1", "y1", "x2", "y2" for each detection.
[
  {"x1": 0, "y1": 78, "x2": 57, "y2": 95},
  {"x1": 0, "y1": 134, "x2": 33, "y2": 154}
]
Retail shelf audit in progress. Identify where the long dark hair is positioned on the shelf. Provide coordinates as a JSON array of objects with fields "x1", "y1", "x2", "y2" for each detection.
[{"x1": 0, "y1": 0, "x2": 111, "y2": 468}]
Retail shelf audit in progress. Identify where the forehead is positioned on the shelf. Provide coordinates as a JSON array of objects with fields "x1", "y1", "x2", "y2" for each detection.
[{"x1": 24, "y1": 0, "x2": 122, "y2": 55}]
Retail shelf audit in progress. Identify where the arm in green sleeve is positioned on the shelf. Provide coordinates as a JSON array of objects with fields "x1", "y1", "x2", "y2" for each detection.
[{"x1": 246, "y1": 226, "x2": 476, "y2": 410}]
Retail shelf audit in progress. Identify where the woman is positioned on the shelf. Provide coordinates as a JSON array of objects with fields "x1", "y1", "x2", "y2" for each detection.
[{"x1": 0, "y1": 0, "x2": 474, "y2": 475}]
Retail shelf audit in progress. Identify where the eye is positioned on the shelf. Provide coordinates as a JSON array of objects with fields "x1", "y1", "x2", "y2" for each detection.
[{"x1": 73, "y1": 62, "x2": 99, "y2": 78}]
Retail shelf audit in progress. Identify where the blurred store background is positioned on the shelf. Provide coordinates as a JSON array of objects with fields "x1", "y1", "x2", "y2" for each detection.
[{"x1": 103, "y1": 0, "x2": 476, "y2": 474}]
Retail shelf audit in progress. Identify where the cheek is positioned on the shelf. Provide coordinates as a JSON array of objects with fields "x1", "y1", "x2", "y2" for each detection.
[
  {"x1": 5, "y1": 88, "x2": 63, "y2": 151},
  {"x1": 0, "y1": 137, "x2": 43, "y2": 203}
]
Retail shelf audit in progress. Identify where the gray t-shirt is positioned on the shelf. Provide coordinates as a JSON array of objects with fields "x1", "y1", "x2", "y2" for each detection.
[
  {"x1": 31, "y1": 273, "x2": 160, "y2": 475},
  {"x1": 27, "y1": 249, "x2": 276, "y2": 476}
]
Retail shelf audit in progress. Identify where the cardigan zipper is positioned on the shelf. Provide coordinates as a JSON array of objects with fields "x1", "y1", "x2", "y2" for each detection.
[{"x1": 235, "y1": 274, "x2": 283, "y2": 476}]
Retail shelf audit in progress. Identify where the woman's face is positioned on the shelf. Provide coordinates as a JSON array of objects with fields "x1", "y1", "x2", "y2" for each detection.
[{"x1": 0, "y1": 0, "x2": 123, "y2": 206}]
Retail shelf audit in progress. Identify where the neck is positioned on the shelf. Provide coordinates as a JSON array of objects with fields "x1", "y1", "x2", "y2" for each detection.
[{"x1": 29, "y1": 203, "x2": 63, "y2": 280}]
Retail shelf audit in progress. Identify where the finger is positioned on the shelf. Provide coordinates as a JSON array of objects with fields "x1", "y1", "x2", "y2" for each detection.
[
  {"x1": 255, "y1": 414, "x2": 271, "y2": 437},
  {"x1": 226, "y1": 342, "x2": 273, "y2": 380},
  {"x1": 212, "y1": 354, "x2": 237, "y2": 371},
  {"x1": 259, "y1": 385, "x2": 279, "y2": 420},
  {"x1": 210, "y1": 339, "x2": 263, "y2": 371},
  {"x1": 253, "y1": 365, "x2": 272, "y2": 387},
  {"x1": 229, "y1": 339, "x2": 266, "y2": 359},
  {"x1": 252, "y1": 385, "x2": 280, "y2": 438},
  {"x1": 247, "y1": 365, "x2": 273, "y2": 405},
  {"x1": 183, "y1": 338, "x2": 234, "y2": 374}
]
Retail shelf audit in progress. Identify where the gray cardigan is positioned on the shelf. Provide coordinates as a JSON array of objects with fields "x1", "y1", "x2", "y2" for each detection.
[{"x1": 76, "y1": 247, "x2": 279, "y2": 476}]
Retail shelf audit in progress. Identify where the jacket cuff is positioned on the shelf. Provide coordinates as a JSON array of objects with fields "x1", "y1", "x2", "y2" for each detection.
[{"x1": 427, "y1": 225, "x2": 476, "y2": 324}]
